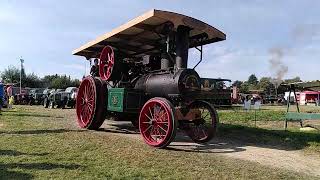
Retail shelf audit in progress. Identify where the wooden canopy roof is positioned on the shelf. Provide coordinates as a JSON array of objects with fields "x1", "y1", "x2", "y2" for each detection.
[
  {"x1": 284, "y1": 81, "x2": 320, "y2": 91},
  {"x1": 72, "y1": 9, "x2": 226, "y2": 59}
]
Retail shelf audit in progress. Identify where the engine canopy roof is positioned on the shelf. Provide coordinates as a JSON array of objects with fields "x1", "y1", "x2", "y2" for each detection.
[{"x1": 72, "y1": 9, "x2": 226, "y2": 59}]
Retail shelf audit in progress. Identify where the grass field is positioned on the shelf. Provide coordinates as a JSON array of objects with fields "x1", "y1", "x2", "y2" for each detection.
[
  {"x1": 218, "y1": 105, "x2": 320, "y2": 153},
  {"x1": 0, "y1": 105, "x2": 319, "y2": 179}
]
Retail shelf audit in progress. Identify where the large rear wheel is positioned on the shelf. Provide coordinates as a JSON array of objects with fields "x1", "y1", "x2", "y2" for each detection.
[
  {"x1": 139, "y1": 98, "x2": 177, "y2": 148},
  {"x1": 76, "y1": 76, "x2": 106, "y2": 130},
  {"x1": 183, "y1": 101, "x2": 218, "y2": 143}
]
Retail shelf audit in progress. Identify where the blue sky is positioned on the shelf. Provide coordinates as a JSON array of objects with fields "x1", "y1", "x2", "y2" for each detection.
[{"x1": 0, "y1": 0, "x2": 319, "y2": 81}]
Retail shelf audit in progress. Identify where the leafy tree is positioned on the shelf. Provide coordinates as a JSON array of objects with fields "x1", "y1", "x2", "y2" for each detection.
[
  {"x1": 239, "y1": 82, "x2": 250, "y2": 93},
  {"x1": 24, "y1": 73, "x2": 42, "y2": 88},
  {"x1": 248, "y1": 74, "x2": 258, "y2": 85},
  {"x1": 42, "y1": 75, "x2": 59, "y2": 88},
  {"x1": 0, "y1": 66, "x2": 20, "y2": 83},
  {"x1": 232, "y1": 80, "x2": 243, "y2": 88},
  {"x1": 1, "y1": 66, "x2": 80, "y2": 89},
  {"x1": 48, "y1": 75, "x2": 80, "y2": 89},
  {"x1": 284, "y1": 77, "x2": 302, "y2": 84},
  {"x1": 0, "y1": 66, "x2": 41, "y2": 87},
  {"x1": 258, "y1": 77, "x2": 271, "y2": 89}
]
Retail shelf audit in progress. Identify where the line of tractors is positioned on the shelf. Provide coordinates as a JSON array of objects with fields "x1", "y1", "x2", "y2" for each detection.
[{"x1": 4, "y1": 86, "x2": 78, "y2": 109}]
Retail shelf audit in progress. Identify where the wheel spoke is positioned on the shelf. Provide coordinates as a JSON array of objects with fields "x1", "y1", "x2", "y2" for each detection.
[
  {"x1": 142, "y1": 121, "x2": 151, "y2": 124},
  {"x1": 148, "y1": 107, "x2": 155, "y2": 120},
  {"x1": 145, "y1": 113, "x2": 153, "y2": 121},
  {"x1": 149, "y1": 125, "x2": 155, "y2": 136},
  {"x1": 157, "y1": 124, "x2": 167, "y2": 134},
  {"x1": 84, "y1": 84, "x2": 88, "y2": 97},
  {"x1": 158, "y1": 110, "x2": 168, "y2": 122},
  {"x1": 87, "y1": 104, "x2": 93, "y2": 114},
  {"x1": 202, "y1": 112, "x2": 209, "y2": 120},
  {"x1": 156, "y1": 127, "x2": 165, "y2": 138},
  {"x1": 143, "y1": 125, "x2": 153, "y2": 134},
  {"x1": 157, "y1": 121, "x2": 168, "y2": 124}
]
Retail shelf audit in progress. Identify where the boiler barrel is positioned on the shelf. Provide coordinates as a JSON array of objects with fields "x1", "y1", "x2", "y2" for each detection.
[{"x1": 134, "y1": 69, "x2": 200, "y2": 98}]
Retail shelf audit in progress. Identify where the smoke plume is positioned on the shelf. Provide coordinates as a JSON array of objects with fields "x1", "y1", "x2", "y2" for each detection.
[
  {"x1": 268, "y1": 48, "x2": 288, "y2": 88},
  {"x1": 268, "y1": 23, "x2": 319, "y2": 88}
]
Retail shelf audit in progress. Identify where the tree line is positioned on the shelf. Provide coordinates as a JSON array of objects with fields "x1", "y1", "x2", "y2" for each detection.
[
  {"x1": 233, "y1": 74, "x2": 302, "y2": 94},
  {"x1": 0, "y1": 66, "x2": 80, "y2": 89},
  {"x1": 0, "y1": 66, "x2": 303, "y2": 93}
]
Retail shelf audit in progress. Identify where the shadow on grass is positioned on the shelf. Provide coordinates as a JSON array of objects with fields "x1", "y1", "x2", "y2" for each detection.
[
  {"x1": 170, "y1": 123, "x2": 320, "y2": 153},
  {"x1": 0, "y1": 129, "x2": 85, "y2": 135},
  {"x1": 98, "y1": 122, "x2": 139, "y2": 134},
  {"x1": 217, "y1": 123, "x2": 320, "y2": 151},
  {"x1": 0, "y1": 169, "x2": 34, "y2": 180},
  {"x1": 98, "y1": 127, "x2": 139, "y2": 135},
  {"x1": 0, "y1": 162, "x2": 81, "y2": 180},
  {"x1": 3, "y1": 113, "x2": 52, "y2": 118},
  {"x1": 0, "y1": 162, "x2": 81, "y2": 170},
  {"x1": 0, "y1": 150, "x2": 49, "y2": 156},
  {"x1": 169, "y1": 132, "x2": 246, "y2": 153}
]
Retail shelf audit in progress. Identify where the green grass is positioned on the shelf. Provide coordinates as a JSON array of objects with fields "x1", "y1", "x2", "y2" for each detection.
[
  {"x1": 219, "y1": 110, "x2": 286, "y2": 123},
  {"x1": 217, "y1": 105, "x2": 320, "y2": 153},
  {"x1": 0, "y1": 106, "x2": 319, "y2": 179},
  {"x1": 218, "y1": 124, "x2": 320, "y2": 153}
]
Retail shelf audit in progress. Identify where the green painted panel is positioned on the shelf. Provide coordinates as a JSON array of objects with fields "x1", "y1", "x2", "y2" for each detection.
[
  {"x1": 286, "y1": 112, "x2": 320, "y2": 121},
  {"x1": 107, "y1": 88, "x2": 124, "y2": 112}
]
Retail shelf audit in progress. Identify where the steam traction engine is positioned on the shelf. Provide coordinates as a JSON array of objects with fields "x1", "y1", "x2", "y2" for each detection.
[{"x1": 73, "y1": 10, "x2": 226, "y2": 148}]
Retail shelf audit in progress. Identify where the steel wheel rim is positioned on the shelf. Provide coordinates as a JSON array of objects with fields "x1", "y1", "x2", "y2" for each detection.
[
  {"x1": 76, "y1": 77, "x2": 96, "y2": 128},
  {"x1": 139, "y1": 99, "x2": 173, "y2": 147},
  {"x1": 189, "y1": 108, "x2": 211, "y2": 140},
  {"x1": 186, "y1": 102, "x2": 217, "y2": 142}
]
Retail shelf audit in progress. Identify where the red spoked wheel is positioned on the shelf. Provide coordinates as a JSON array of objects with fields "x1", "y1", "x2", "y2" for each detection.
[
  {"x1": 139, "y1": 98, "x2": 177, "y2": 148},
  {"x1": 184, "y1": 101, "x2": 218, "y2": 143},
  {"x1": 99, "y1": 46, "x2": 114, "y2": 81},
  {"x1": 76, "y1": 76, "x2": 106, "y2": 130}
]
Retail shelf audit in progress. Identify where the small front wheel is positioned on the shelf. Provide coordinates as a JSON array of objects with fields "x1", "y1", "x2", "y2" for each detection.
[
  {"x1": 183, "y1": 101, "x2": 218, "y2": 143},
  {"x1": 139, "y1": 97, "x2": 177, "y2": 148}
]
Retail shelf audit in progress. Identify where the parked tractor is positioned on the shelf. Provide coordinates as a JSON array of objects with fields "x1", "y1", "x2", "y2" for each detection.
[
  {"x1": 29, "y1": 88, "x2": 46, "y2": 105},
  {"x1": 73, "y1": 9, "x2": 226, "y2": 148},
  {"x1": 46, "y1": 87, "x2": 78, "y2": 109}
]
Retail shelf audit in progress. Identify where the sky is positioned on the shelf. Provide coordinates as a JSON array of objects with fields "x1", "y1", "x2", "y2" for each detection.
[{"x1": 0, "y1": 0, "x2": 319, "y2": 81}]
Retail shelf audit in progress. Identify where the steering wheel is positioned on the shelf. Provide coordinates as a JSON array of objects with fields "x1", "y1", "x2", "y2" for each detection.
[{"x1": 99, "y1": 46, "x2": 114, "y2": 81}]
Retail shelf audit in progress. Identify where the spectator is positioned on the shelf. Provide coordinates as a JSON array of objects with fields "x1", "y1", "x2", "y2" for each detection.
[
  {"x1": 8, "y1": 96, "x2": 14, "y2": 109},
  {"x1": 0, "y1": 98, "x2": 2, "y2": 115},
  {"x1": 0, "y1": 81, "x2": 3, "y2": 115},
  {"x1": 244, "y1": 95, "x2": 251, "y2": 111},
  {"x1": 90, "y1": 58, "x2": 100, "y2": 77}
]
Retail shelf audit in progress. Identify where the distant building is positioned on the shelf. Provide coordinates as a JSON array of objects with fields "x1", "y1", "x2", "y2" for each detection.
[{"x1": 299, "y1": 91, "x2": 320, "y2": 105}]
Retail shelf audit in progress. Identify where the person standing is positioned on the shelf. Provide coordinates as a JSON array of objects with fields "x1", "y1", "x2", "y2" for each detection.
[
  {"x1": 244, "y1": 95, "x2": 251, "y2": 111},
  {"x1": 0, "y1": 82, "x2": 4, "y2": 115},
  {"x1": 8, "y1": 96, "x2": 14, "y2": 109},
  {"x1": 90, "y1": 58, "x2": 100, "y2": 77}
]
